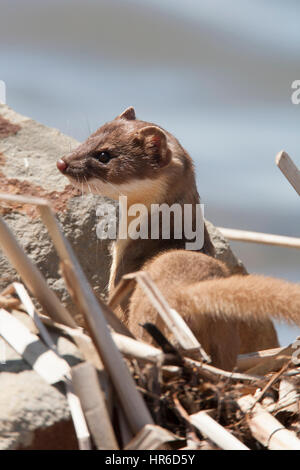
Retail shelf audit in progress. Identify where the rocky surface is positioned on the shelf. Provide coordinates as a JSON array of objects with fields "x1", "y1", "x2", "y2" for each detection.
[
  {"x1": 205, "y1": 219, "x2": 246, "y2": 274},
  {"x1": 0, "y1": 329, "x2": 82, "y2": 450}
]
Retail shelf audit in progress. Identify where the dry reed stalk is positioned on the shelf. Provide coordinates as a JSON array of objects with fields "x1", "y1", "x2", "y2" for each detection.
[
  {"x1": 238, "y1": 394, "x2": 300, "y2": 450},
  {"x1": 276, "y1": 151, "x2": 300, "y2": 196},
  {"x1": 71, "y1": 362, "x2": 119, "y2": 450},
  {"x1": 189, "y1": 410, "x2": 249, "y2": 450},
  {"x1": 218, "y1": 227, "x2": 300, "y2": 249}
]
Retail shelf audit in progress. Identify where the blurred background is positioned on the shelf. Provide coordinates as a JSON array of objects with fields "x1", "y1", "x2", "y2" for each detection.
[{"x1": 1, "y1": 0, "x2": 299, "y2": 344}]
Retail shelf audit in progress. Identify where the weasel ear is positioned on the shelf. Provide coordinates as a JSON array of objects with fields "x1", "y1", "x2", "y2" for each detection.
[
  {"x1": 115, "y1": 106, "x2": 136, "y2": 121},
  {"x1": 135, "y1": 126, "x2": 172, "y2": 167}
]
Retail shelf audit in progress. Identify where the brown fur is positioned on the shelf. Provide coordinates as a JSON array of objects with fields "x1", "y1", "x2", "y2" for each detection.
[
  {"x1": 58, "y1": 107, "x2": 300, "y2": 370},
  {"x1": 61, "y1": 110, "x2": 195, "y2": 186},
  {"x1": 129, "y1": 250, "x2": 299, "y2": 369}
]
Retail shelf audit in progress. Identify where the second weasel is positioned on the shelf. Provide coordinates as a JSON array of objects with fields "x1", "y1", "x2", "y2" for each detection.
[{"x1": 57, "y1": 107, "x2": 300, "y2": 370}]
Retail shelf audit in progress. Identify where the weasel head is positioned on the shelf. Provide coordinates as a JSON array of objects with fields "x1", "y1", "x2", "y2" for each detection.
[{"x1": 57, "y1": 107, "x2": 192, "y2": 202}]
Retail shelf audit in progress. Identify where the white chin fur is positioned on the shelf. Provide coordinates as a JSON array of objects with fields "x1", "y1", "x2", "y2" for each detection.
[
  {"x1": 68, "y1": 176, "x2": 167, "y2": 205},
  {"x1": 68, "y1": 176, "x2": 119, "y2": 199}
]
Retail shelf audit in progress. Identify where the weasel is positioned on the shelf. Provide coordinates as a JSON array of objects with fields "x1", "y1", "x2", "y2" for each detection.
[{"x1": 57, "y1": 107, "x2": 300, "y2": 370}]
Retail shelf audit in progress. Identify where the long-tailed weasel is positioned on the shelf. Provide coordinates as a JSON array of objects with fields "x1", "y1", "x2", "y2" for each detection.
[{"x1": 57, "y1": 107, "x2": 300, "y2": 370}]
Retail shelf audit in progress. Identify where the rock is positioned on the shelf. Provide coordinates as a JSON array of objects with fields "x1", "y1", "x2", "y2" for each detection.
[
  {"x1": 205, "y1": 219, "x2": 246, "y2": 274},
  {"x1": 0, "y1": 332, "x2": 82, "y2": 450}
]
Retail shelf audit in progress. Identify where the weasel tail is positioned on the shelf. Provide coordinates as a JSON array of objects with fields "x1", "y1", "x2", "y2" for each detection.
[
  {"x1": 180, "y1": 275, "x2": 300, "y2": 369},
  {"x1": 182, "y1": 275, "x2": 300, "y2": 327},
  {"x1": 128, "y1": 251, "x2": 300, "y2": 371}
]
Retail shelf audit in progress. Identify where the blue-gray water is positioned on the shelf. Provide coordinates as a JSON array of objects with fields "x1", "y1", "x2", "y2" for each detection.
[{"x1": 1, "y1": 0, "x2": 299, "y2": 346}]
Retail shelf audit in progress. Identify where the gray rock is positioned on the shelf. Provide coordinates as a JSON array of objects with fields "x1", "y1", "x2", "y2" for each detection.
[
  {"x1": 205, "y1": 219, "x2": 247, "y2": 274},
  {"x1": 0, "y1": 332, "x2": 82, "y2": 450}
]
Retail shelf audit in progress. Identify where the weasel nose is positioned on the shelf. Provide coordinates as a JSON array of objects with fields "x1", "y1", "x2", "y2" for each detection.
[{"x1": 57, "y1": 159, "x2": 68, "y2": 173}]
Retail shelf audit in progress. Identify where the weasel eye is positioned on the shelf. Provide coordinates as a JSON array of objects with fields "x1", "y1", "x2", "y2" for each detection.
[{"x1": 92, "y1": 151, "x2": 111, "y2": 164}]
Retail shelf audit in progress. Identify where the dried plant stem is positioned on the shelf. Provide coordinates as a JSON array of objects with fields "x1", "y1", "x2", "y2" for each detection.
[
  {"x1": 238, "y1": 394, "x2": 300, "y2": 450},
  {"x1": 276, "y1": 150, "x2": 300, "y2": 196},
  {"x1": 218, "y1": 227, "x2": 300, "y2": 249}
]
